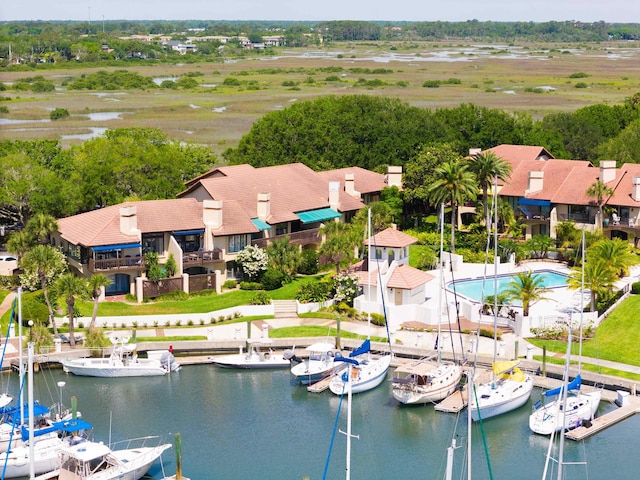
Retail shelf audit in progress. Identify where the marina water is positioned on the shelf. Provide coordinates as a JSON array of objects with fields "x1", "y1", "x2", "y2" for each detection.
[{"x1": 9, "y1": 365, "x2": 639, "y2": 479}]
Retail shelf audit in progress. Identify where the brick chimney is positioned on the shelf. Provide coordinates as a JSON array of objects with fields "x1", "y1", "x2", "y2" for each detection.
[
  {"x1": 527, "y1": 171, "x2": 544, "y2": 194},
  {"x1": 257, "y1": 193, "x2": 271, "y2": 220},
  {"x1": 119, "y1": 206, "x2": 139, "y2": 235},
  {"x1": 633, "y1": 177, "x2": 640, "y2": 202},
  {"x1": 203, "y1": 200, "x2": 223, "y2": 229},
  {"x1": 387, "y1": 166, "x2": 403, "y2": 189},
  {"x1": 329, "y1": 181, "x2": 340, "y2": 211},
  {"x1": 599, "y1": 160, "x2": 617, "y2": 184}
]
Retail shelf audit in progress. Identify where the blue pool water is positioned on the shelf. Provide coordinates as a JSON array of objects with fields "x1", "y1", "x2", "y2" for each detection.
[{"x1": 447, "y1": 269, "x2": 568, "y2": 303}]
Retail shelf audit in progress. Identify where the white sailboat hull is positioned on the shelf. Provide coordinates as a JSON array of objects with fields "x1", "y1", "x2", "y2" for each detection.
[
  {"x1": 1, "y1": 436, "x2": 64, "y2": 479},
  {"x1": 529, "y1": 390, "x2": 602, "y2": 435},
  {"x1": 329, "y1": 354, "x2": 392, "y2": 395},
  {"x1": 211, "y1": 352, "x2": 291, "y2": 369},
  {"x1": 391, "y1": 362, "x2": 462, "y2": 405},
  {"x1": 470, "y1": 374, "x2": 534, "y2": 421}
]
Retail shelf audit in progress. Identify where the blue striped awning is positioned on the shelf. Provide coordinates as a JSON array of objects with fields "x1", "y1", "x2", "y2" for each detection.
[
  {"x1": 173, "y1": 229, "x2": 205, "y2": 236},
  {"x1": 92, "y1": 243, "x2": 141, "y2": 252},
  {"x1": 251, "y1": 218, "x2": 271, "y2": 231},
  {"x1": 296, "y1": 208, "x2": 341, "y2": 224}
]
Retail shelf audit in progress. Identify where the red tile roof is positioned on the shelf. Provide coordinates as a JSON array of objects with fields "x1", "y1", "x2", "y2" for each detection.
[
  {"x1": 368, "y1": 227, "x2": 418, "y2": 248},
  {"x1": 386, "y1": 264, "x2": 435, "y2": 289}
]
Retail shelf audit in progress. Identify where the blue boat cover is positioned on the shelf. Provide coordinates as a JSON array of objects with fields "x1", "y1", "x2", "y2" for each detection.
[
  {"x1": 349, "y1": 339, "x2": 370, "y2": 358},
  {"x1": 21, "y1": 418, "x2": 93, "y2": 441},
  {"x1": 544, "y1": 374, "x2": 582, "y2": 397}
]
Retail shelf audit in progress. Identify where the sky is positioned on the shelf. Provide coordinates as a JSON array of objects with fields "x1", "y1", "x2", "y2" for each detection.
[{"x1": 2, "y1": 0, "x2": 640, "y2": 23}]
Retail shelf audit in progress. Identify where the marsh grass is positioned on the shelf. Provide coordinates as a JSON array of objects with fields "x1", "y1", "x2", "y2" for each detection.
[{"x1": 4, "y1": 41, "x2": 640, "y2": 157}]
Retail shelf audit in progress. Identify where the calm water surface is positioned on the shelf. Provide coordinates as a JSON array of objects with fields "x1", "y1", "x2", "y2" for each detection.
[{"x1": 9, "y1": 365, "x2": 639, "y2": 480}]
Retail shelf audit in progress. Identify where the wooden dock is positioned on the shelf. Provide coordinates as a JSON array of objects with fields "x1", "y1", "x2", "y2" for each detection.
[
  {"x1": 307, "y1": 376, "x2": 332, "y2": 393},
  {"x1": 435, "y1": 389, "x2": 468, "y2": 413},
  {"x1": 565, "y1": 394, "x2": 640, "y2": 441}
]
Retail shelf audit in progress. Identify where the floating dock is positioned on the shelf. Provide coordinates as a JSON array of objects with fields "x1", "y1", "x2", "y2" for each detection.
[
  {"x1": 435, "y1": 389, "x2": 468, "y2": 413},
  {"x1": 307, "y1": 376, "x2": 332, "y2": 393}
]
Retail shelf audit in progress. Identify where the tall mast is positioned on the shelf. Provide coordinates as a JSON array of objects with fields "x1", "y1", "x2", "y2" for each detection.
[
  {"x1": 438, "y1": 203, "x2": 445, "y2": 363},
  {"x1": 493, "y1": 176, "x2": 498, "y2": 363}
]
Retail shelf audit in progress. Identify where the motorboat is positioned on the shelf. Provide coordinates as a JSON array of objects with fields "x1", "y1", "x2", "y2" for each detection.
[
  {"x1": 210, "y1": 340, "x2": 292, "y2": 369},
  {"x1": 1, "y1": 418, "x2": 90, "y2": 479},
  {"x1": 57, "y1": 434, "x2": 172, "y2": 480},
  {"x1": 329, "y1": 339, "x2": 392, "y2": 395},
  {"x1": 288, "y1": 342, "x2": 345, "y2": 386},
  {"x1": 61, "y1": 334, "x2": 180, "y2": 377},
  {"x1": 390, "y1": 359, "x2": 462, "y2": 405}
]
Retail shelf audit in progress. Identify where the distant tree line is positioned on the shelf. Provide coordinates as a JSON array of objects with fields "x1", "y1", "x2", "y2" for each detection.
[
  {"x1": 3, "y1": 20, "x2": 640, "y2": 67},
  {"x1": 3, "y1": 94, "x2": 640, "y2": 229}
]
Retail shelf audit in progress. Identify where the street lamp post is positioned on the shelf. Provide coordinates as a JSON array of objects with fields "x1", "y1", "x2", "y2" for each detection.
[{"x1": 28, "y1": 320, "x2": 33, "y2": 343}]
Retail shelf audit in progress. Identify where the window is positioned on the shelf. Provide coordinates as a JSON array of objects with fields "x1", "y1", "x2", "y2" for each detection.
[
  {"x1": 176, "y1": 234, "x2": 201, "y2": 253},
  {"x1": 229, "y1": 234, "x2": 247, "y2": 253},
  {"x1": 275, "y1": 223, "x2": 288, "y2": 236},
  {"x1": 143, "y1": 233, "x2": 164, "y2": 254}
]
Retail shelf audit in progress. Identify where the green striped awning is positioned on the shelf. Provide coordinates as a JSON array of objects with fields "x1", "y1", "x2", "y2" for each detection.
[
  {"x1": 251, "y1": 218, "x2": 271, "y2": 231},
  {"x1": 296, "y1": 208, "x2": 341, "y2": 224}
]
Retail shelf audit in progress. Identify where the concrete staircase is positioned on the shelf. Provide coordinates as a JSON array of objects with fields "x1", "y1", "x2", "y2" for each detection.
[{"x1": 272, "y1": 300, "x2": 298, "y2": 318}]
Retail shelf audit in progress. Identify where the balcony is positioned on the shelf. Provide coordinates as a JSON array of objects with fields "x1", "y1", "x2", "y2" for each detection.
[
  {"x1": 605, "y1": 216, "x2": 639, "y2": 229},
  {"x1": 182, "y1": 249, "x2": 222, "y2": 266},
  {"x1": 251, "y1": 228, "x2": 321, "y2": 249},
  {"x1": 89, "y1": 257, "x2": 144, "y2": 272}
]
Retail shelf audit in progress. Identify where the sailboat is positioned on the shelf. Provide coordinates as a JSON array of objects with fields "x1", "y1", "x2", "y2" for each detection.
[
  {"x1": 390, "y1": 204, "x2": 462, "y2": 405},
  {"x1": 529, "y1": 230, "x2": 601, "y2": 435},
  {"x1": 469, "y1": 178, "x2": 533, "y2": 422},
  {"x1": 329, "y1": 208, "x2": 392, "y2": 395}
]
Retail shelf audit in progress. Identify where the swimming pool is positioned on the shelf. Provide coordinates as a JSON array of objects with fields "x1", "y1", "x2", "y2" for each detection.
[{"x1": 447, "y1": 269, "x2": 568, "y2": 303}]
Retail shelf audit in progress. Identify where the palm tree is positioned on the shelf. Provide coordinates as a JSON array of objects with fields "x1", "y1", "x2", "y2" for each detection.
[
  {"x1": 427, "y1": 160, "x2": 477, "y2": 252},
  {"x1": 567, "y1": 258, "x2": 617, "y2": 312},
  {"x1": 5, "y1": 229, "x2": 36, "y2": 260},
  {"x1": 503, "y1": 271, "x2": 551, "y2": 317},
  {"x1": 469, "y1": 152, "x2": 512, "y2": 232},
  {"x1": 25, "y1": 213, "x2": 59, "y2": 244},
  {"x1": 586, "y1": 180, "x2": 614, "y2": 229},
  {"x1": 21, "y1": 245, "x2": 66, "y2": 336},
  {"x1": 55, "y1": 273, "x2": 88, "y2": 348},
  {"x1": 88, "y1": 273, "x2": 112, "y2": 329},
  {"x1": 265, "y1": 236, "x2": 300, "y2": 276},
  {"x1": 588, "y1": 238, "x2": 639, "y2": 278},
  {"x1": 319, "y1": 221, "x2": 360, "y2": 273}
]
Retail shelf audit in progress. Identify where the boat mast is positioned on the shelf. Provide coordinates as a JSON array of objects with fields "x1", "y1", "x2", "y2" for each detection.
[
  {"x1": 367, "y1": 208, "x2": 372, "y2": 343},
  {"x1": 492, "y1": 176, "x2": 498, "y2": 364},
  {"x1": 438, "y1": 203, "x2": 445, "y2": 363}
]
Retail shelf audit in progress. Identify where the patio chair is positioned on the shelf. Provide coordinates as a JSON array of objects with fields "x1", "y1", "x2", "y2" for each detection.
[{"x1": 611, "y1": 213, "x2": 620, "y2": 225}]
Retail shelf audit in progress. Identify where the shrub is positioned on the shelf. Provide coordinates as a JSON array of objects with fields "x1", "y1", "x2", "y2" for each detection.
[
  {"x1": 370, "y1": 312, "x2": 386, "y2": 326},
  {"x1": 574, "y1": 82, "x2": 588, "y2": 88},
  {"x1": 297, "y1": 281, "x2": 332, "y2": 303},
  {"x1": 298, "y1": 249, "x2": 319, "y2": 275},
  {"x1": 50, "y1": 108, "x2": 70, "y2": 120},
  {"x1": 423, "y1": 80, "x2": 441, "y2": 88},
  {"x1": 250, "y1": 291, "x2": 272, "y2": 305},
  {"x1": 239, "y1": 281, "x2": 262, "y2": 290},
  {"x1": 569, "y1": 72, "x2": 589, "y2": 78},
  {"x1": 632, "y1": 281, "x2": 640, "y2": 294},
  {"x1": 164, "y1": 253, "x2": 177, "y2": 277},
  {"x1": 0, "y1": 106, "x2": 8, "y2": 114},
  {"x1": 261, "y1": 268, "x2": 285, "y2": 290},
  {"x1": 223, "y1": 279, "x2": 238, "y2": 289}
]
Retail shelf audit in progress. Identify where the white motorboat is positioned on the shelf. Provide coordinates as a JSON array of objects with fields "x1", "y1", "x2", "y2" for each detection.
[
  {"x1": 329, "y1": 339, "x2": 392, "y2": 395},
  {"x1": 288, "y1": 342, "x2": 345, "y2": 386},
  {"x1": 210, "y1": 340, "x2": 291, "y2": 369},
  {"x1": 62, "y1": 334, "x2": 180, "y2": 377},
  {"x1": 1, "y1": 418, "x2": 90, "y2": 479},
  {"x1": 57, "y1": 434, "x2": 172, "y2": 480},
  {"x1": 391, "y1": 359, "x2": 462, "y2": 405}
]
